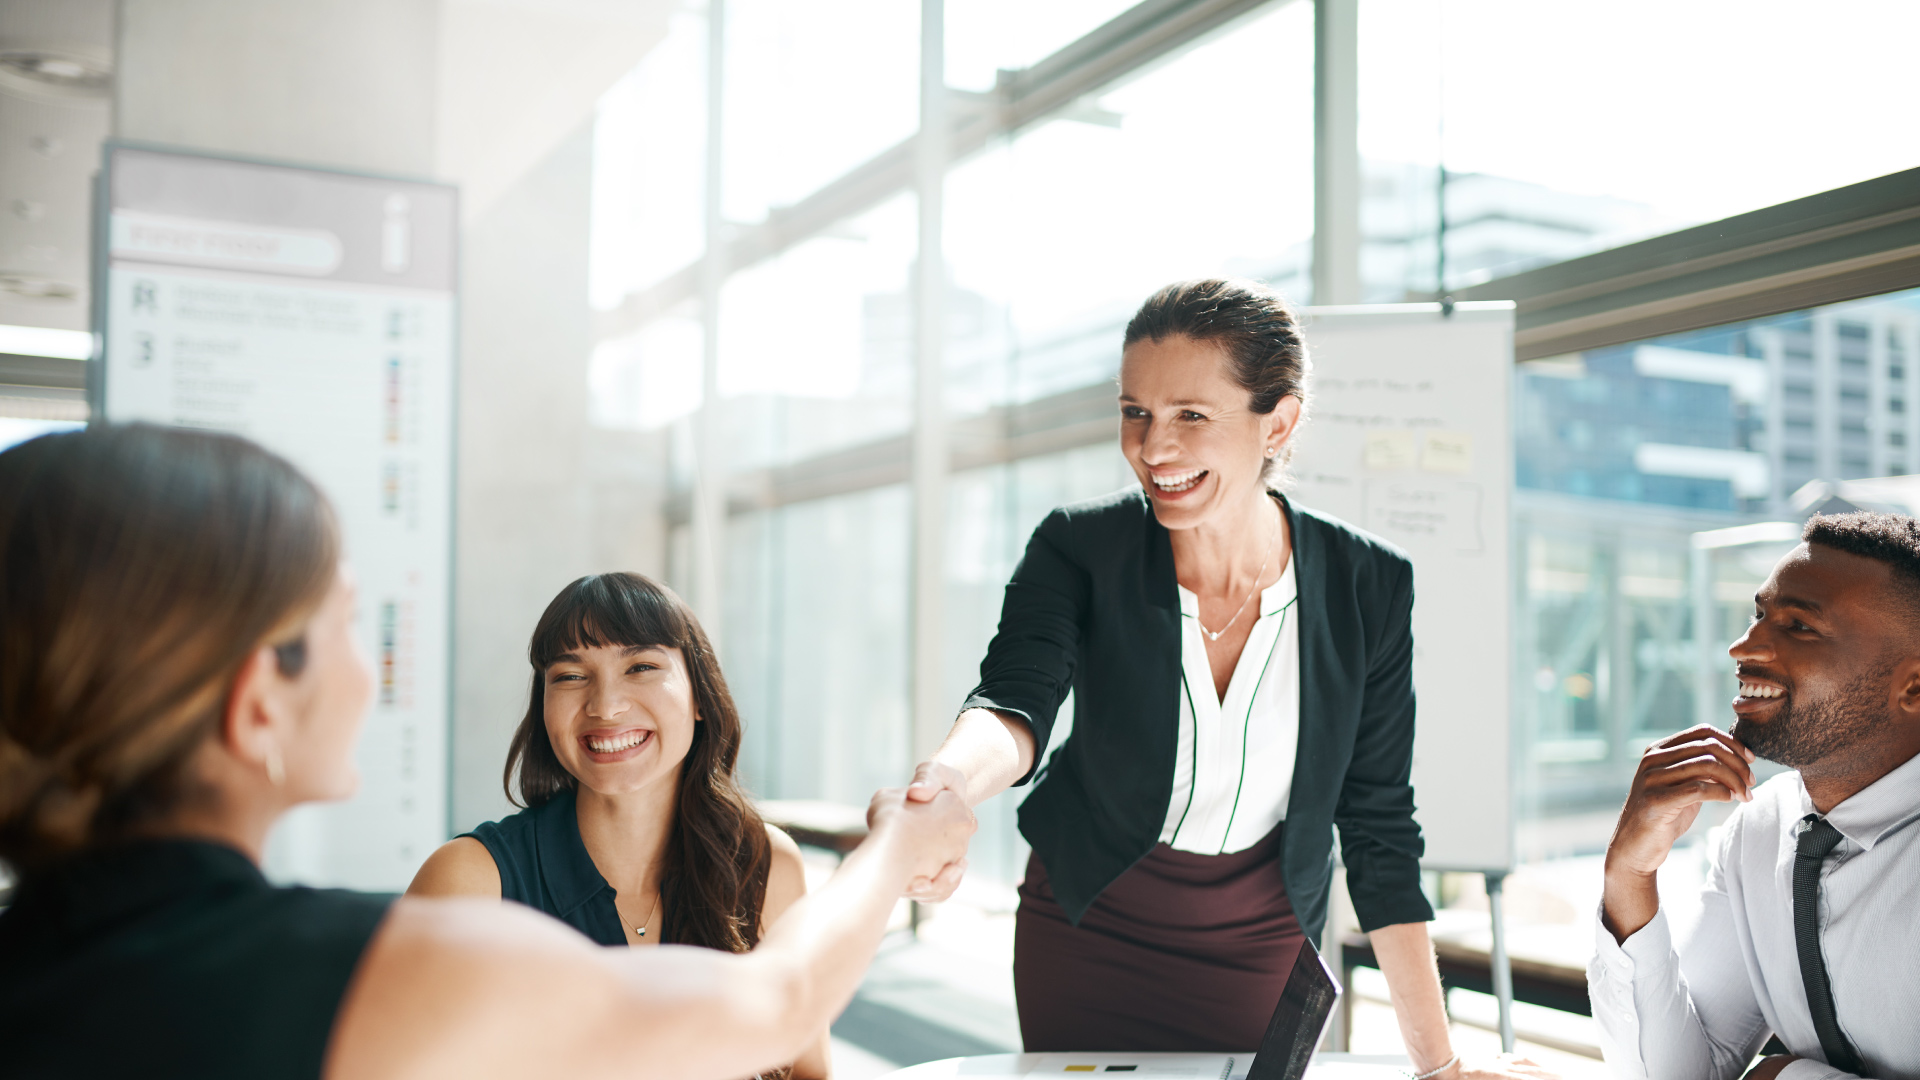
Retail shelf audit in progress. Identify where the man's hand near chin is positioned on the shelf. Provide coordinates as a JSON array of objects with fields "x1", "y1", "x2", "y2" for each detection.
[
  {"x1": 1743, "y1": 1056, "x2": 1797, "y2": 1080},
  {"x1": 1601, "y1": 724, "x2": 1756, "y2": 942}
]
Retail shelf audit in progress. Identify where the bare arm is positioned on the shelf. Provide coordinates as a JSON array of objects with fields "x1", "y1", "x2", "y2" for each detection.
[
  {"x1": 1371, "y1": 921, "x2": 1557, "y2": 1080},
  {"x1": 895, "y1": 708, "x2": 1036, "y2": 902},
  {"x1": 763, "y1": 826, "x2": 832, "y2": 1080},
  {"x1": 1371, "y1": 922, "x2": 1455, "y2": 1075},
  {"x1": 910, "y1": 707, "x2": 1036, "y2": 808},
  {"x1": 327, "y1": 788, "x2": 974, "y2": 1080},
  {"x1": 404, "y1": 836, "x2": 501, "y2": 899}
]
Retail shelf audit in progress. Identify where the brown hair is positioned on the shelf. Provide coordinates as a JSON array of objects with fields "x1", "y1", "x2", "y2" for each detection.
[
  {"x1": 0, "y1": 424, "x2": 338, "y2": 874},
  {"x1": 1123, "y1": 277, "x2": 1312, "y2": 483},
  {"x1": 504, "y1": 573, "x2": 772, "y2": 953}
]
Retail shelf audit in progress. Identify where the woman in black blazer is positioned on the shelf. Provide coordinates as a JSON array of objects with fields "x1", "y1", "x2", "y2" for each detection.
[{"x1": 904, "y1": 280, "x2": 1543, "y2": 1079}]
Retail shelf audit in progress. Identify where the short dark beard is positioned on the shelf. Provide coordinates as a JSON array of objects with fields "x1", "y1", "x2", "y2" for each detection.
[{"x1": 1734, "y1": 657, "x2": 1899, "y2": 770}]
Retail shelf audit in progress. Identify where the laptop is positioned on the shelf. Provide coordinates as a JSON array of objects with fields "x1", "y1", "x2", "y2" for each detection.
[
  {"x1": 1245, "y1": 939, "x2": 1344, "y2": 1080},
  {"x1": 958, "y1": 939, "x2": 1356, "y2": 1080}
]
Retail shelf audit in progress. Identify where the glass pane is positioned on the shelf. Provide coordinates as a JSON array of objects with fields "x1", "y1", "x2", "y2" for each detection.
[
  {"x1": 947, "y1": 0, "x2": 1143, "y2": 92},
  {"x1": 946, "y1": 0, "x2": 1315, "y2": 408},
  {"x1": 718, "y1": 194, "x2": 917, "y2": 467},
  {"x1": 1514, "y1": 285, "x2": 1920, "y2": 858},
  {"x1": 589, "y1": 304, "x2": 703, "y2": 430},
  {"x1": 723, "y1": 0, "x2": 920, "y2": 224},
  {"x1": 1361, "y1": 0, "x2": 1920, "y2": 294},
  {"x1": 727, "y1": 484, "x2": 912, "y2": 805},
  {"x1": 589, "y1": 9, "x2": 708, "y2": 307}
]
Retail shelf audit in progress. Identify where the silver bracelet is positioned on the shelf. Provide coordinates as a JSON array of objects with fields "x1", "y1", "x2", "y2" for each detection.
[{"x1": 1408, "y1": 1054, "x2": 1459, "y2": 1080}]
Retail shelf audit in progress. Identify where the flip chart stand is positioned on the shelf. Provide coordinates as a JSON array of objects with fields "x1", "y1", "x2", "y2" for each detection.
[{"x1": 1484, "y1": 871, "x2": 1514, "y2": 1053}]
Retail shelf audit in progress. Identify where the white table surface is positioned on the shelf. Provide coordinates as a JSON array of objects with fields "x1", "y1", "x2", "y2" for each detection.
[{"x1": 880, "y1": 1052, "x2": 1413, "y2": 1080}]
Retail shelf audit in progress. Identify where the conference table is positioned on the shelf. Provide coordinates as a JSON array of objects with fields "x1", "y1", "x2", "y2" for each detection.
[{"x1": 879, "y1": 1052, "x2": 1413, "y2": 1080}]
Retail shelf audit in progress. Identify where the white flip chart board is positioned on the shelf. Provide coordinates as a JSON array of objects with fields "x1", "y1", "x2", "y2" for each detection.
[
  {"x1": 96, "y1": 143, "x2": 456, "y2": 890},
  {"x1": 1290, "y1": 303, "x2": 1515, "y2": 872}
]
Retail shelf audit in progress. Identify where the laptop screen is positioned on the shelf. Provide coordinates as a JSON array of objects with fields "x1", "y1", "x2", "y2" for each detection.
[{"x1": 1245, "y1": 939, "x2": 1343, "y2": 1080}]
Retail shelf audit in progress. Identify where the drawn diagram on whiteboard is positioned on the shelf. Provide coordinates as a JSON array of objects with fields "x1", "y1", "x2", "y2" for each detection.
[{"x1": 1362, "y1": 480, "x2": 1485, "y2": 553}]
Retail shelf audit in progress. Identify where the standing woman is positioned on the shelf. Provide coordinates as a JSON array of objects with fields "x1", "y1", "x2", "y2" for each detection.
[
  {"x1": 407, "y1": 573, "x2": 830, "y2": 1079},
  {"x1": 905, "y1": 280, "x2": 1542, "y2": 1078}
]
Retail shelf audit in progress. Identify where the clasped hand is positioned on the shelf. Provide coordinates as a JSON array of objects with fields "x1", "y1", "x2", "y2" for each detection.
[
  {"x1": 868, "y1": 773, "x2": 976, "y2": 899},
  {"x1": 894, "y1": 761, "x2": 972, "y2": 901}
]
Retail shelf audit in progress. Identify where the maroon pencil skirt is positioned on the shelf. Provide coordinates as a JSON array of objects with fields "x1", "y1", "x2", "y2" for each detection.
[{"x1": 1013, "y1": 821, "x2": 1307, "y2": 1053}]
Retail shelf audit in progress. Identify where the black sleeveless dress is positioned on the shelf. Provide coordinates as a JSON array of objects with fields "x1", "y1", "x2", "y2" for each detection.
[
  {"x1": 462, "y1": 788, "x2": 628, "y2": 946},
  {"x1": 0, "y1": 838, "x2": 393, "y2": 1079}
]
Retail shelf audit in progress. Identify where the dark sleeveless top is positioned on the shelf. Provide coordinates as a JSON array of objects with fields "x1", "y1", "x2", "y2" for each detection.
[
  {"x1": 0, "y1": 838, "x2": 393, "y2": 1079},
  {"x1": 462, "y1": 788, "x2": 627, "y2": 946}
]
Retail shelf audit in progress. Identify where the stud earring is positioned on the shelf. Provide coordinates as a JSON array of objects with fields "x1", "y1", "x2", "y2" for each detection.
[{"x1": 265, "y1": 745, "x2": 286, "y2": 788}]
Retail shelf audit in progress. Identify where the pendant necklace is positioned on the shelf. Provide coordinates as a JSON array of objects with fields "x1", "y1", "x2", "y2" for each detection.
[
  {"x1": 632, "y1": 891, "x2": 659, "y2": 939},
  {"x1": 1196, "y1": 507, "x2": 1279, "y2": 643}
]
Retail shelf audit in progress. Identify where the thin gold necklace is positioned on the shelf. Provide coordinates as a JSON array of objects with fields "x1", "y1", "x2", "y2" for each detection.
[
  {"x1": 1196, "y1": 506, "x2": 1279, "y2": 642},
  {"x1": 631, "y1": 891, "x2": 659, "y2": 939}
]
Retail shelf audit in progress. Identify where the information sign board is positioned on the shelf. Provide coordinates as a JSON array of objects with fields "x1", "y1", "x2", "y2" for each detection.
[{"x1": 96, "y1": 143, "x2": 456, "y2": 889}]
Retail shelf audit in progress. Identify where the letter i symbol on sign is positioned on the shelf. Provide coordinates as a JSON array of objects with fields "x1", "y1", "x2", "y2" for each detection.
[{"x1": 382, "y1": 195, "x2": 411, "y2": 274}]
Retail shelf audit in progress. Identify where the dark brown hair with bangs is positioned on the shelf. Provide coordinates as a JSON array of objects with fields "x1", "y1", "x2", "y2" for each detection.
[{"x1": 503, "y1": 572, "x2": 772, "y2": 953}]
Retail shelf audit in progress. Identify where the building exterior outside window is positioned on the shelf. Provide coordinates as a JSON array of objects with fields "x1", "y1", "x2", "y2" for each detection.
[
  {"x1": 1508, "y1": 287, "x2": 1920, "y2": 855},
  {"x1": 583, "y1": 1, "x2": 1920, "y2": 888}
]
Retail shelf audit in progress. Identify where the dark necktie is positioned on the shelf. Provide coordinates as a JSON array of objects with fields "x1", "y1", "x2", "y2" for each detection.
[{"x1": 1794, "y1": 815, "x2": 1863, "y2": 1074}]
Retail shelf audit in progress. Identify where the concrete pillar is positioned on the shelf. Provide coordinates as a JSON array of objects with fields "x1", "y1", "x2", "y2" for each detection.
[{"x1": 451, "y1": 121, "x2": 598, "y2": 829}]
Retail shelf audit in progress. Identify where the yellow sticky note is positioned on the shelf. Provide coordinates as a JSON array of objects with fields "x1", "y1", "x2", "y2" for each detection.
[
  {"x1": 1421, "y1": 431, "x2": 1473, "y2": 474},
  {"x1": 1364, "y1": 430, "x2": 1415, "y2": 471}
]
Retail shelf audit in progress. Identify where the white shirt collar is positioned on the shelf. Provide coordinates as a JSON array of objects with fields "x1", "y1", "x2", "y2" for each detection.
[{"x1": 1798, "y1": 746, "x2": 1920, "y2": 851}]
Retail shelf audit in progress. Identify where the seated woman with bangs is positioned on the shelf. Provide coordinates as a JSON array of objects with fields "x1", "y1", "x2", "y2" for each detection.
[
  {"x1": 409, "y1": 573, "x2": 829, "y2": 1079},
  {"x1": 0, "y1": 425, "x2": 971, "y2": 1080}
]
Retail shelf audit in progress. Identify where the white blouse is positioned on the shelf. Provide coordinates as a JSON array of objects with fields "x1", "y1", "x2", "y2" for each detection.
[{"x1": 1159, "y1": 556, "x2": 1300, "y2": 855}]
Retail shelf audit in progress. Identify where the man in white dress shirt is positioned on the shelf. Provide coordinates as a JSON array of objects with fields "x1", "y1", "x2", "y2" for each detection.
[{"x1": 1591, "y1": 512, "x2": 1920, "y2": 1080}]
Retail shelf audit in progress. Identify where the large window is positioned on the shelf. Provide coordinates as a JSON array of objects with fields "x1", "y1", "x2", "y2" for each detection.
[
  {"x1": 946, "y1": 0, "x2": 1315, "y2": 407},
  {"x1": 583, "y1": 0, "x2": 1920, "y2": 920},
  {"x1": 1357, "y1": 0, "x2": 1920, "y2": 297},
  {"x1": 579, "y1": 1, "x2": 1920, "y2": 1064},
  {"x1": 587, "y1": 1, "x2": 1324, "y2": 897},
  {"x1": 1512, "y1": 286, "x2": 1920, "y2": 854}
]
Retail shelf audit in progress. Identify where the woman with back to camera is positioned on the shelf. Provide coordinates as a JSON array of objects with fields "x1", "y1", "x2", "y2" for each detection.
[
  {"x1": 902, "y1": 280, "x2": 1551, "y2": 1077},
  {"x1": 408, "y1": 573, "x2": 831, "y2": 1078},
  {"x1": 0, "y1": 423, "x2": 973, "y2": 1080}
]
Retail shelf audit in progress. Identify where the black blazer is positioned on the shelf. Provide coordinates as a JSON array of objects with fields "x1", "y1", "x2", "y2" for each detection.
[{"x1": 961, "y1": 487, "x2": 1434, "y2": 942}]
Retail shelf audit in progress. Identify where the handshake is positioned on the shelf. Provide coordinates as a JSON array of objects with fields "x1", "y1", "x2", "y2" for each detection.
[{"x1": 864, "y1": 761, "x2": 978, "y2": 902}]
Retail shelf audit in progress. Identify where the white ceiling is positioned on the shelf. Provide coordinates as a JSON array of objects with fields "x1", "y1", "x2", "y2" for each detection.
[
  {"x1": 0, "y1": 0, "x2": 115, "y2": 333},
  {"x1": 0, "y1": 0, "x2": 671, "y2": 336}
]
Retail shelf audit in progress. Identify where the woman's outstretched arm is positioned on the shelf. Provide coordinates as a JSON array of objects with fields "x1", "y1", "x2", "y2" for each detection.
[
  {"x1": 763, "y1": 824, "x2": 833, "y2": 1080},
  {"x1": 914, "y1": 507, "x2": 1084, "y2": 815},
  {"x1": 913, "y1": 707, "x2": 1037, "y2": 808},
  {"x1": 324, "y1": 787, "x2": 974, "y2": 1080}
]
